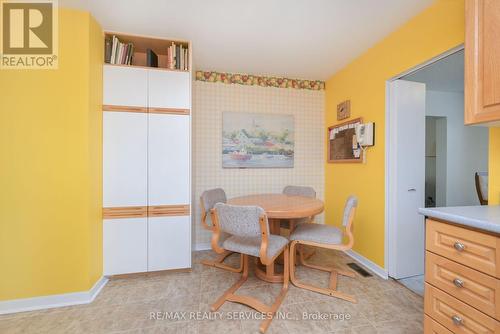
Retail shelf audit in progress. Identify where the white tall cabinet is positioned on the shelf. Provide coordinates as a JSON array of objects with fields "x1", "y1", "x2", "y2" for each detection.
[{"x1": 102, "y1": 56, "x2": 192, "y2": 275}]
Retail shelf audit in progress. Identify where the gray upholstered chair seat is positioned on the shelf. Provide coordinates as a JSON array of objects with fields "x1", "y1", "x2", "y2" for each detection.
[
  {"x1": 218, "y1": 231, "x2": 231, "y2": 247},
  {"x1": 289, "y1": 223, "x2": 343, "y2": 245},
  {"x1": 223, "y1": 234, "x2": 289, "y2": 259}
]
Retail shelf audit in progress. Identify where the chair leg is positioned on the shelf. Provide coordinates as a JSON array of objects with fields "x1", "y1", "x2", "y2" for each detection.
[
  {"x1": 210, "y1": 249, "x2": 289, "y2": 334},
  {"x1": 259, "y1": 245, "x2": 289, "y2": 334},
  {"x1": 201, "y1": 251, "x2": 243, "y2": 273},
  {"x1": 298, "y1": 245, "x2": 356, "y2": 289},
  {"x1": 297, "y1": 244, "x2": 316, "y2": 265},
  {"x1": 211, "y1": 255, "x2": 249, "y2": 311},
  {"x1": 290, "y1": 241, "x2": 357, "y2": 303}
]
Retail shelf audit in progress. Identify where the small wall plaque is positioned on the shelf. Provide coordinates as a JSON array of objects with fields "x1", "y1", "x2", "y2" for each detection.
[{"x1": 337, "y1": 100, "x2": 351, "y2": 120}]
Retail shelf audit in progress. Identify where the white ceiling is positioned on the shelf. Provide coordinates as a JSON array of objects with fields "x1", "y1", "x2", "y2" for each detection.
[
  {"x1": 404, "y1": 50, "x2": 464, "y2": 92},
  {"x1": 61, "y1": 0, "x2": 433, "y2": 80}
]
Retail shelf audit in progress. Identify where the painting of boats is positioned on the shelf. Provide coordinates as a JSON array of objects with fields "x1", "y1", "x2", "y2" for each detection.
[{"x1": 222, "y1": 112, "x2": 294, "y2": 168}]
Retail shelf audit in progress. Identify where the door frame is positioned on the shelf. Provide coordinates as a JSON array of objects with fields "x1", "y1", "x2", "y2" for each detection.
[{"x1": 384, "y1": 44, "x2": 464, "y2": 278}]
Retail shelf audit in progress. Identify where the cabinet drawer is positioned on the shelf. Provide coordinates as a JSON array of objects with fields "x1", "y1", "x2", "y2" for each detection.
[
  {"x1": 426, "y1": 251, "x2": 500, "y2": 319},
  {"x1": 426, "y1": 219, "x2": 500, "y2": 278},
  {"x1": 424, "y1": 315, "x2": 453, "y2": 334},
  {"x1": 425, "y1": 283, "x2": 500, "y2": 333}
]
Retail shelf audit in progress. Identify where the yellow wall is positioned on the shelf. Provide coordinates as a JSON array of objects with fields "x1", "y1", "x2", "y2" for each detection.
[
  {"x1": 325, "y1": 0, "x2": 466, "y2": 268},
  {"x1": 489, "y1": 129, "x2": 500, "y2": 205},
  {"x1": 0, "y1": 9, "x2": 103, "y2": 300}
]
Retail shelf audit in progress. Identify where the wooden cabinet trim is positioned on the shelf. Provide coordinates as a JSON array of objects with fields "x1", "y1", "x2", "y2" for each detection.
[
  {"x1": 426, "y1": 251, "x2": 500, "y2": 318},
  {"x1": 426, "y1": 219, "x2": 500, "y2": 278},
  {"x1": 103, "y1": 105, "x2": 190, "y2": 115},
  {"x1": 103, "y1": 206, "x2": 148, "y2": 219},
  {"x1": 424, "y1": 314, "x2": 453, "y2": 334},
  {"x1": 148, "y1": 107, "x2": 190, "y2": 115},
  {"x1": 103, "y1": 205, "x2": 190, "y2": 219},
  {"x1": 103, "y1": 105, "x2": 148, "y2": 113},
  {"x1": 424, "y1": 283, "x2": 500, "y2": 333},
  {"x1": 465, "y1": 0, "x2": 500, "y2": 125},
  {"x1": 148, "y1": 204, "x2": 190, "y2": 217}
]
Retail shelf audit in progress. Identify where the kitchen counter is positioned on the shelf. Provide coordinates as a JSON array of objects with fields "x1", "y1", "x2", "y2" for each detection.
[{"x1": 418, "y1": 205, "x2": 500, "y2": 234}]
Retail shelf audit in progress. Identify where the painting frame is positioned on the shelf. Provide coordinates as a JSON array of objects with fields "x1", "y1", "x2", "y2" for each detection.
[{"x1": 222, "y1": 112, "x2": 295, "y2": 169}]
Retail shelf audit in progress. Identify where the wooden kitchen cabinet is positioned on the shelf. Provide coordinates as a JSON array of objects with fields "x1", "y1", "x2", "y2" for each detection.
[{"x1": 465, "y1": 0, "x2": 500, "y2": 125}]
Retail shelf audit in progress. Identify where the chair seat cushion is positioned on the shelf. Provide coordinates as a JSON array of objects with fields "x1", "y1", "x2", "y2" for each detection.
[
  {"x1": 217, "y1": 231, "x2": 231, "y2": 247},
  {"x1": 289, "y1": 223, "x2": 343, "y2": 245},
  {"x1": 223, "y1": 234, "x2": 288, "y2": 259}
]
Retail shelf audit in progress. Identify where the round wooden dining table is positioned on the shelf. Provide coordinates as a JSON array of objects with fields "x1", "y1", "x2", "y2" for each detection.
[{"x1": 228, "y1": 193, "x2": 324, "y2": 283}]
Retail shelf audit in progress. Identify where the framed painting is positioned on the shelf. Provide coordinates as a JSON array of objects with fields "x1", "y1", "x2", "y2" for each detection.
[{"x1": 222, "y1": 112, "x2": 294, "y2": 168}]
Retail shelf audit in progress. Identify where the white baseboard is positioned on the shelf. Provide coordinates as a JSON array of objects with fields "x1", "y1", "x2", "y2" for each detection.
[
  {"x1": 0, "y1": 276, "x2": 108, "y2": 315},
  {"x1": 193, "y1": 242, "x2": 211, "y2": 251},
  {"x1": 344, "y1": 249, "x2": 388, "y2": 280}
]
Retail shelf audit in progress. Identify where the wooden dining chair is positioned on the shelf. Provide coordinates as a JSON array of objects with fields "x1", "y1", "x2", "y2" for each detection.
[
  {"x1": 282, "y1": 185, "x2": 316, "y2": 229},
  {"x1": 282, "y1": 185, "x2": 317, "y2": 262},
  {"x1": 289, "y1": 195, "x2": 358, "y2": 303},
  {"x1": 475, "y1": 172, "x2": 488, "y2": 205},
  {"x1": 210, "y1": 203, "x2": 290, "y2": 333},
  {"x1": 200, "y1": 188, "x2": 242, "y2": 273}
]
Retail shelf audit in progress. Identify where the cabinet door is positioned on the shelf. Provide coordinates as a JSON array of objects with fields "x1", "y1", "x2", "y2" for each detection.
[
  {"x1": 103, "y1": 218, "x2": 148, "y2": 275},
  {"x1": 148, "y1": 114, "x2": 190, "y2": 205},
  {"x1": 148, "y1": 216, "x2": 191, "y2": 271},
  {"x1": 103, "y1": 111, "x2": 148, "y2": 207},
  {"x1": 148, "y1": 70, "x2": 190, "y2": 109},
  {"x1": 104, "y1": 65, "x2": 148, "y2": 107},
  {"x1": 465, "y1": 0, "x2": 500, "y2": 124}
]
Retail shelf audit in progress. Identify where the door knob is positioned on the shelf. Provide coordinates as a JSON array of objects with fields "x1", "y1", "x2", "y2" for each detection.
[{"x1": 408, "y1": 188, "x2": 416, "y2": 192}]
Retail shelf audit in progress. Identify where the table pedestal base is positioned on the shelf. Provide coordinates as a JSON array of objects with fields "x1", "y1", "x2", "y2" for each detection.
[{"x1": 255, "y1": 259, "x2": 284, "y2": 283}]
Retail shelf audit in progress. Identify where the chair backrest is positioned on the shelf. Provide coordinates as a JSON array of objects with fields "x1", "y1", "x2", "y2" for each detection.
[
  {"x1": 200, "y1": 188, "x2": 227, "y2": 228},
  {"x1": 283, "y1": 185, "x2": 316, "y2": 198},
  {"x1": 475, "y1": 172, "x2": 488, "y2": 205},
  {"x1": 214, "y1": 203, "x2": 268, "y2": 238},
  {"x1": 342, "y1": 195, "x2": 358, "y2": 227}
]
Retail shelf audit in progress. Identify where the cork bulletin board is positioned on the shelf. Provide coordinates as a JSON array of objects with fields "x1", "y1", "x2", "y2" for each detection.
[{"x1": 328, "y1": 118, "x2": 363, "y2": 163}]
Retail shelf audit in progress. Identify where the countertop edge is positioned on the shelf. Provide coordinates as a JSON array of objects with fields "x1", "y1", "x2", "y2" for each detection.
[{"x1": 418, "y1": 208, "x2": 500, "y2": 234}]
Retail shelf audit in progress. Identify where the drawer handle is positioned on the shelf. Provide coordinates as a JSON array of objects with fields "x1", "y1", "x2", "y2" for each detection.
[
  {"x1": 451, "y1": 315, "x2": 463, "y2": 326},
  {"x1": 453, "y1": 278, "x2": 464, "y2": 288},
  {"x1": 453, "y1": 242, "x2": 466, "y2": 252}
]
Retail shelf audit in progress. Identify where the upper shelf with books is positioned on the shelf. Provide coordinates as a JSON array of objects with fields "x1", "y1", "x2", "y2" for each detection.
[{"x1": 104, "y1": 31, "x2": 191, "y2": 72}]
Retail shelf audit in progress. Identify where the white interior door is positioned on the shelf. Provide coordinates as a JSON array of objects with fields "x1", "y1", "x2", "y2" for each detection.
[{"x1": 388, "y1": 79, "x2": 426, "y2": 279}]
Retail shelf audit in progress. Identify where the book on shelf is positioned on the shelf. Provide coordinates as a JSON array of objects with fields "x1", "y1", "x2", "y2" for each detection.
[
  {"x1": 104, "y1": 38, "x2": 112, "y2": 63},
  {"x1": 167, "y1": 42, "x2": 189, "y2": 70},
  {"x1": 146, "y1": 49, "x2": 158, "y2": 67},
  {"x1": 105, "y1": 34, "x2": 188, "y2": 70},
  {"x1": 105, "y1": 35, "x2": 134, "y2": 65}
]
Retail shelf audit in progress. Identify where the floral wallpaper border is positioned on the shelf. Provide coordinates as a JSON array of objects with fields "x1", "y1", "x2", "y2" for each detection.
[{"x1": 195, "y1": 71, "x2": 325, "y2": 91}]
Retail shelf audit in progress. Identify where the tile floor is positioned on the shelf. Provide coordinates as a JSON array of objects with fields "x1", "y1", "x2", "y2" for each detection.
[
  {"x1": 397, "y1": 275, "x2": 424, "y2": 297},
  {"x1": 0, "y1": 249, "x2": 423, "y2": 334}
]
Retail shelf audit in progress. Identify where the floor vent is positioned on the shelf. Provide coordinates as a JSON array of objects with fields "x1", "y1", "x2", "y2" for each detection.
[{"x1": 347, "y1": 263, "x2": 372, "y2": 277}]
